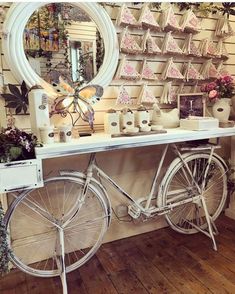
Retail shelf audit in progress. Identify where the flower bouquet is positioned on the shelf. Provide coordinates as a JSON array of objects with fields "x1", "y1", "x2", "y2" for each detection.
[
  {"x1": 200, "y1": 75, "x2": 235, "y2": 102},
  {"x1": 201, "y1": 75, "x2": 235, "y2": 122},
  {"x1": 0, "y1": 127, "x2": 38, "y2": 163}
]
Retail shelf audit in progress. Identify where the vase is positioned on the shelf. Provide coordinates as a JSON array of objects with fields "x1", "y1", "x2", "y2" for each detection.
[{"x1": 212, "y1": 98, "x2": 231, "y2": 122}]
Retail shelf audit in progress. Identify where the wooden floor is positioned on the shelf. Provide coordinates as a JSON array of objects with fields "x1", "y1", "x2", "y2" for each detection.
[{"x1": 1, "y1": 214, "x2": 235, "y2": 294}]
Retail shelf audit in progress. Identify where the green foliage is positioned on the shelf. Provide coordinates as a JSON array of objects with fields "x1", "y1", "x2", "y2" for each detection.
[{"x1": 1, "y1": 81, "x2": 29, "y2": 114}]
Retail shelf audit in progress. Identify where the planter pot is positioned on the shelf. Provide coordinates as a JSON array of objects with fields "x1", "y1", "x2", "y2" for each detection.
[
  {"x1": 212, "y1": 98, "x2": 231, "y2": 122},
  {"x1": 0, "y1": 159, "x2": 43, "y2": 193}
]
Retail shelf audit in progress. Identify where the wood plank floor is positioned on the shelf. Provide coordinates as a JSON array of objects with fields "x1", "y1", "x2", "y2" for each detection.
[{"x1": 1, "y1": 214, "x2": 235, "y2": 294}]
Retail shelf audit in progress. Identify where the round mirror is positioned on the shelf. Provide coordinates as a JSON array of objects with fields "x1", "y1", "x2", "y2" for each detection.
[
  {"x1": 23, "y1": 3, "x2": 105, "y2": 87},
  {"x1": 2, "y1": 2, "x2": 119, "y2": 96}
]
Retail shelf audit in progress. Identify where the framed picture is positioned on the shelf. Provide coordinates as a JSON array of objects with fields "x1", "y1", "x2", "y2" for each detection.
[{"x1": 178, "y1": 93, "x2": 205, "y2": 119}]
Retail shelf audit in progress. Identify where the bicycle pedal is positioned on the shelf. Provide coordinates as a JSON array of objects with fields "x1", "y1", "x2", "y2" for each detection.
[{"x1": 128, "y1": 204, "x2": 141, "y2": 219}]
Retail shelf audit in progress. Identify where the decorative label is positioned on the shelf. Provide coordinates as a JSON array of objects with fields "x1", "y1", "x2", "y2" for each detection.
[{"x1": 41, "y1": 94, "x2": 48, "y2": 105}]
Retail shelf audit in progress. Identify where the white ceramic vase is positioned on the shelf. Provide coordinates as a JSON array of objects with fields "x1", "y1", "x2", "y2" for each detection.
[{"x1": 212, "y1": 98, "x2": 231, "y2": 122}]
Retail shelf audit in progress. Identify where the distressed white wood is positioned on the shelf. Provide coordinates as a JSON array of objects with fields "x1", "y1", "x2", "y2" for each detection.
[
  {"x1": 2, "y1": 2, "x2": 119, "y2": 91},
  {"x1": 35, "y1": 128, "x2": 235, "y2": 160},
  {"x1": 225, "y1": 135, "x2": 235, "y2": 219},
  {"x1": 0, "y1": 159, "x2": 43, "y2": 193}
]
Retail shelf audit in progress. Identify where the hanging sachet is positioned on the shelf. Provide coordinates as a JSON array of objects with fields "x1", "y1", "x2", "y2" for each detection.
[
  {"x1": 199, "y1": 59, "x2": 219, "y2": 80},
  {"x1": 160, "y1": 81, "x2": 173, "y2": 104},
  {"x1": 159, "y1": 5, "x2": 181, "y2": 32},
  {"x1": 160, "y1": 82, "x2": 184, "y2": 104},
  {"x1": 140, "y1": 58, "x2": 158, "y2": 81},
  {"x1": 119, "y1": 27, "x2": 142, "y2": 54},
  {"x1": 115, "y1": 55, "x2": 140, "y2": 80},
  {"x1": 161, "y1": 31, "x2": 183, "y2": 55},
  {"x1": 161, "y1": 57, "x2": 184, "y2": 80},
  {"x1": 215, "y1": 15, "x2": 234, "y2": 39},
  {"x1": 141, "y1": 29, "x2": 161, "y2": 55},
  {"x1": 116, "y1": 3, "x2": 138, "y2": 27},
  {"x1": 217, "y1": 39, "x2": 229, "y2": 60},
  {"x1": 137, "y1": 83, "x2": 157, "y2": 104},
  {"x1": 138, "y1": 3, "x2": 161, "y2": 31},
  {"x1": 198, "y1": 38, "x2": 220, "y2": 58},
  {"x1": 217, "y1": 61, "x2": 229, "y2": 77},
  {"x1": 116, "y1": 84, "x2": 133, "y2": 105},
  {"x1": 182, "y1": 33, "x2": 201, "y2": 57},
  {"x1": 180, "y1": 9, "x2": 201, "y2": 34},
  {"x1": 182, "y1": 60, "x2": 204, "y2": 81}
]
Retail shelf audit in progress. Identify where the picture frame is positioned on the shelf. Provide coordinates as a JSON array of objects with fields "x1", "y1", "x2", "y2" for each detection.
[{"x1": 177, "y1": 93, "x2": 205, "y2": 119}]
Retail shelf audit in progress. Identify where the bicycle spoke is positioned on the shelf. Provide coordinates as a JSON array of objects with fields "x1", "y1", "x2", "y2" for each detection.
[
  {"x1": 6, "y1": 176, "x2": 109, "y2": 277},
  {"x1": 162, "y1": 153, "x2": 227, "y2": 235}
]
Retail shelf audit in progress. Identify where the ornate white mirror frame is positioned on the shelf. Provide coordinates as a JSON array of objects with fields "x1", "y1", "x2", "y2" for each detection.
[{"x1": 2, "y1": 2, "x2": 119, "y2": 93}]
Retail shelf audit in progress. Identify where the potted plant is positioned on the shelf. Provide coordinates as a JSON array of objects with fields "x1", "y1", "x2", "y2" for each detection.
[
  {"x1": 200, "y1": 75, "x2": 235, "y2": 122},
  {"x1": 0, "y1": 127, "x2": 37, "y2": 163},
  {"x1": 0, "y1": 127, "x2": 38, "y2": 275},
  {"x1": 0, "y1": 127, "x2": 43, "y2": 194}
]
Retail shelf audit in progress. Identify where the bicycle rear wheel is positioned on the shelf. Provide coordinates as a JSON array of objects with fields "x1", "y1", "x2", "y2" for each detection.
[
  {"x1": 5, "y1": 176, "x2": 110, "y2": 277},
  {"x1": 159, "y1": 153, "x2": 227, "y2": 234}
]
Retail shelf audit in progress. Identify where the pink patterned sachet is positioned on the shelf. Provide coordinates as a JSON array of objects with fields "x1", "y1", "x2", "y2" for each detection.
[
  {"x1": 116, "y1": 4, "x2": 138, "y2": 27},
  {"x1": 137, "y1": 83, "x2": 157, "y2": 104},
  {"x1": 141, "y1": 29, "x2": 161, "y2": 55},
  {"x1": 119, "y1": 27, "x2": 142, "y2": 54},
  {"x1": 138, "y1": 3, "x2": 161, "y2": 31},
  {"x1": 115, "y1": 55, "x2": 140, "y2": 80},
  {"x1": 162, "y1": 31, "x2": 183, "y2": 55},
  {"x1": 116, "y1": 85, "x2": 133, "y2": 105},
  {"x1": 141, "y1": 58, "x2": 158, "y2": 80}
]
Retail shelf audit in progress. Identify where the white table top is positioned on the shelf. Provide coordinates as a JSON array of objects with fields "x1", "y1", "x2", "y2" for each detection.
[{"x1": 35, "y1": 127, "x2": 235, "y2": 160}]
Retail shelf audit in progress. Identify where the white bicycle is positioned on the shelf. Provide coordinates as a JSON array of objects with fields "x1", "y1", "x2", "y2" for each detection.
[{"x1": 4, "y1": 141, "x2": 228, "y2": 293}]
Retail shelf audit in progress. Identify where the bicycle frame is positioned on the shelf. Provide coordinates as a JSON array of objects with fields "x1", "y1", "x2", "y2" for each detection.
[{"x1": 82, "y1": 143, "x2": 218, "y2": 218}]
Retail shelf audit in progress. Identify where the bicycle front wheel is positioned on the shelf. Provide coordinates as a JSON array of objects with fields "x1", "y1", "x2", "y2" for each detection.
[
  {"x1": 159, "y1": 153, "x2": 227, "y2": 234},
  {"x1": 5, "y1": 176, "x2": 110, "y2": 277}
]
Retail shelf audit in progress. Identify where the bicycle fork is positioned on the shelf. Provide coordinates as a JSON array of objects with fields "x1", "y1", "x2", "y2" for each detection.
[
  {"x1": 55, "y1": 228, "x2": 68, "y2": 294},
  {"x1": 56, "y1": 154, "x2": 97, "y2": 294}
]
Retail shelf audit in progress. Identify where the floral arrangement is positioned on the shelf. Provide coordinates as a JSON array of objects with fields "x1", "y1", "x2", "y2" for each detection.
[
  {"x1": 200, "y1": 75, "x2": 235, "y2": 102},
  {"x1": 0, "y1": 127, "x2": 38, "y2": 163}
]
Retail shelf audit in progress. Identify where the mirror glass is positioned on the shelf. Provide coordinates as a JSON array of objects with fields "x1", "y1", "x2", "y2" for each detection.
[{"x1": 23, "y1": 3, "x2": 104, "y2": 87}]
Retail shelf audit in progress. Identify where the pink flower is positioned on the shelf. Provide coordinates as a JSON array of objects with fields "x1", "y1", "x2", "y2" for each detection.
[
  {"x1": 208, "y1": 90, "x2": 218, "y2": 100},
  {"x1": 221, "y1": 75, "x2": 233, "y2": 84},
  {"x1": 206, "y1": 82, "x2": 217, "y2": 92}
]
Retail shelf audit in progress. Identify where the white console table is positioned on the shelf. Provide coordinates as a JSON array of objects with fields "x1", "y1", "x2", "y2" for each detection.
[
  {"x1": 35, "y1": 127, "x2": 235, "y2": 220},
  {"x1": 36, "y1": 127, "x2": 235, "y2": 159}
]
